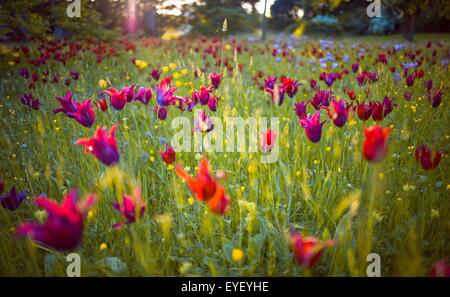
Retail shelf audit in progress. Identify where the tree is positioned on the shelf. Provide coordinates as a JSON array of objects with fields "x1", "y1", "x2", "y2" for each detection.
[
  {"x1": 261, "y1": 0, "x2": 268, "y2": 41},
  {"x1": 188, "y1": 0, "x2": 259, "y2": 35},
  {"x1": 384, "y1": 0, "x2": 450, "y2": 41},
  {"x1": 271, "y1": 0, "x2": 450, "y2": 40},
  {"x1": 0, "y1": 0, "x2": 48, "y2": 40}
]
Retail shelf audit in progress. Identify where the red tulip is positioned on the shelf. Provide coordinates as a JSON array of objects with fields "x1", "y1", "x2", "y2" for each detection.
[
  {"x1": 112, "y1": 187, "x2": 146, "y2": 229},
  {"x1": 76, "y1": 125, "x2": 120, "y2": 166},
  {"x1": 175, "y1": 158, "x2": 230, "y2": 215},
  {"x1": 160, "y1": 144, "x2": 176, "y2": 165},
  {"x1": 194, "y1": 110, "x2": 214, "y2": 133},
  {"x1": 322, "y1": 99, "x2": 349, "y2": 127},
  {"x1": 264, "y1": 75, "x2": 277, "y2": 90},
  {"x1": 156, "y1": 77, "x2": 177, "y2": 107},
  {"x1": 260, "y1": 129, "x2": 277, "y2": 153},
  {"x1": 346, "y1": 89, "x2": 356, "y2": 101},
  {"x1": 294, "y1": 101, "x2": 308, "y2": 120},
  {"x1": 156, "y1": 106, "x2": 168, "y2": 120},
  {"x1": 267, "y1": 84, "x2": 286, "y2": 106},
  {"x1": 356, "y1": 101, "x2": 372, "y2": 121},
  {"x1": 415, "y1": 145, "x2": 442, "y2": 171},
  {"x1": 207, "y1": 95, "x2": 218, "y2": 112},
  {"x1": 310, "y1": 90, "x2": 333, "y2": 110},
  {"x1": 192, "y1": 86, "x2": 213, "y2": 105},
  {"x1": 54, "y1": 92, "x2": 95, "y2": 127},
  {"x1": 101, "y1": 87, "x2": 127, "y2": 110},
  {"x1": 209, "y1": 72, "x2": 222, "y2": 89},
  {"x1": 53, "y1": 91, "x2": 77, "y2": 116},
  {"x1": 151, "y1": 68, "x2": 161, "y2": 81},
  {"x1": 362, "y1": 125, "x2": 391, "y2": 163},
  {"x1": 356, "y1": 72, "x2": 367, "y2": 86},
  {"x1": 280, "y1": 76, "x2": 299, "y2": 98},
  {"x1": 135, "y1": 86, "x2": 152, "y2": 104},
  {"x1": 290, "y1": 230, "x2": 335, "y2": 268},
  {"x1": 371, "y1": 97, "x2": 394, "y2": 122},
  {"x1": 122, "y1": 84, "x2": 136, "y2": 102},
  {"x1": 430, "y1": 260, "x2": 450, "y2": 277},
  {"x1": 96, "y1": 98, "x2": 109, "y2": 112},
  {"x1": 72, "y1": 99, "x2": 95, "y2": 127},
  {"x1": 16, "y1": 189, "x2": 96, "y2": 251}
]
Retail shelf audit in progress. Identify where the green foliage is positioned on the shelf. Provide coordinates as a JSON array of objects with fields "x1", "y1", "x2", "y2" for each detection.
[
  {"x1": 0, "y1": 0, "x2": 113, "y2": 41},
  {"x1": 0, "y1": 0, "x2": 49, "y2": 38},
  {"x1": 271, "y1": 0, "x2": 450, "y2": 36},
  {"x1": 189, "y1": 2, "x2": 259, "y2": 35},
  {"x1": 0, "y1": 34, "x2": 449, "y2": 276},
  {"x1": 306, "y1": 15, "x2": 342, "y2": 35},
  {"x1": 50, "y1": 1, "x2": 108, "y2": 40}
]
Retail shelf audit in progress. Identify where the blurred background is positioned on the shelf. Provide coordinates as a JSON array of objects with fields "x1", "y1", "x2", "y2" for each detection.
[{"x1": 0, "y1": 0, "x2": 449, "y2": 42}]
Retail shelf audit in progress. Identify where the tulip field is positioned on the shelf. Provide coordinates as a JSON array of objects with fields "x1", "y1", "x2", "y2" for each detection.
[{"x1": 0, "y1": 33, "x2": 449, "y2": 277}]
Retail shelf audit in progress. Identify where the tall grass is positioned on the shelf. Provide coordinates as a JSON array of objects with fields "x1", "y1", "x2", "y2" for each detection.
[{"x1": 0, "y1": 34, "x2": 449, "y2": 276}]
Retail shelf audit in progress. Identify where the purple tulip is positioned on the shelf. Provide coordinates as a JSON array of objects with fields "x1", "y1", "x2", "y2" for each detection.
[
  {"x1": 300, "y1": 112, "x2": 326, "y2": 143},
  {"x1": 0, "y1": 186, "x2": 28, "y2": 211}
]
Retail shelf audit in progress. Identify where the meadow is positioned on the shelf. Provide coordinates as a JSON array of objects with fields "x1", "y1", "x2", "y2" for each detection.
[{"x1": 0, "y1": 33, "x2": 449, "y2": 276}]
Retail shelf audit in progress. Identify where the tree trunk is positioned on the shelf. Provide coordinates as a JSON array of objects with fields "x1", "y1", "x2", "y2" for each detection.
[
  {"x1": 98, "y1": 0, "x2": 109, "y2": 28},
  {"x1": 403, "y1": 13, "x2": 414, "y2": 42},
  {"x1": 143, "y1": 2, "x2": 157, "y2": 36},
  {"x1": 261, "y1": 0, "x2": 268, "y2": 41}
]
